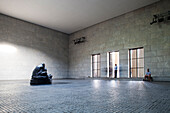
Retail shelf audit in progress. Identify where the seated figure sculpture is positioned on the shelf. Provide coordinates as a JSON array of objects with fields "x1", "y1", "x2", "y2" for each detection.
[{"x1": 30, "y1": 63, "x2": 52, "y2": 85}]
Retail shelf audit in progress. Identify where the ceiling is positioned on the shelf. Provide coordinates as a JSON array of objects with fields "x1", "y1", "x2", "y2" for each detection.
[{"x1": 0, "y1": 0, "x2": 159, "y2": 34}]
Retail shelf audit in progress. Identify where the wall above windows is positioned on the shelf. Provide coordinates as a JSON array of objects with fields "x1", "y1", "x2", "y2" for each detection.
[{"x1": 69, "y1": 0, "x2": 170, "y2": 81}]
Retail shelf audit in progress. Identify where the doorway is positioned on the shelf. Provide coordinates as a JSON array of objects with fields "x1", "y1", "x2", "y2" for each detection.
[{"x1": 107, "y1": 51, "x2": 119, "y2": 78}]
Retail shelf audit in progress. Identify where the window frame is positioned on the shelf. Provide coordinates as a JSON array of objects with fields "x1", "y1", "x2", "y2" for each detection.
[
  {"x1": 92, "y1": 54, "x2": 101, "y2": 77},
  {"x1": 129, "y1": 47, "x2": 144, "y2": 78}
]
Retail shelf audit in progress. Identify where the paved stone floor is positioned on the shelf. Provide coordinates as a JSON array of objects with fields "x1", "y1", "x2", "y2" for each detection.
[{"x1": 0, "y1": 79, "x2": 170, "y2": 113}]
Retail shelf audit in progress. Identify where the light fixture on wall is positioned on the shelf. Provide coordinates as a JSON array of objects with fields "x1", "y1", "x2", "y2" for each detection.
[
  {"x1": 73, "y1": 37, "x2": 86, "y2": 45},
  {"x1": 150, "y1": 11, "x2": 170, "y2": 25}
]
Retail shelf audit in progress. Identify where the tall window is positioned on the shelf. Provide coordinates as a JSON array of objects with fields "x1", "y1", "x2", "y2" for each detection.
[
  {"x1": 92, "y1": 54, "x2": 100, "y2": 77},
  {"x1": 129, "y1": 48, "x2": 144, "y2": 78}
]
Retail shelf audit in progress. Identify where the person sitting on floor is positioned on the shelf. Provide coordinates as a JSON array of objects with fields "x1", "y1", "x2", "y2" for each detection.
[{"x1": 144, "y1": 68, "x2": 152, "y2": 81}]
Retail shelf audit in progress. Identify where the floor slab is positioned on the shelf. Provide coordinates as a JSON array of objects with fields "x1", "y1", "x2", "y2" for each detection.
[{"x1": 0, "y1": 79, "x2": 170, "y2": 113}]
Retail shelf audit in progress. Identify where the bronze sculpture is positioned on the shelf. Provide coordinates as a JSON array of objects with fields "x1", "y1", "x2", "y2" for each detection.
[{"x1": 30, "y1": 63, "x2": 52, "y2": 85}]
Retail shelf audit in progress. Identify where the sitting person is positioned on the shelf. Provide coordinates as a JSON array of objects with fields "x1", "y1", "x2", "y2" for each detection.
[{"x1": 144, "y1": 68, "x2": 152, "y2": 81}]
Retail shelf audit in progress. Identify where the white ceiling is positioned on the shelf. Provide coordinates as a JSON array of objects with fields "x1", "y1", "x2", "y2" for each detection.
[{"x1": 0, "y1": 0, "x2": 159, "y2": 34}]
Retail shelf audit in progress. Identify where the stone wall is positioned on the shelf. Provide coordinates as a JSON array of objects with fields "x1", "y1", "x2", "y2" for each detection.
[
  {"x1": 0, "y1": 14, "x2": 69, "y2": 80},
  {"x1": 69, "y1": 0, "x2": 170, "y2": 81}
]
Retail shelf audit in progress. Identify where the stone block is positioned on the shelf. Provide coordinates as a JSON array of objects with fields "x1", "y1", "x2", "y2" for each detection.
[
  {"x1": 119, "y1": 54, "x2": 128, "y2": 60},
  {"x1": 145, "y1": 51, "x2": 157, "y2": 57},
  {"x1": 150, "y1": 56, "x2": 164, "y2": 63},
  {"x1": 157, "y1": 49, "x2": 170, "y2": 56},
  {"x1": 145, "y1": 62, "x2": 158, "y2": 68}
]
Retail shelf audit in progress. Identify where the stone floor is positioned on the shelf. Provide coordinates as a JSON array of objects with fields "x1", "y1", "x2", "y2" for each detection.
[{"x1": 0, "y1": 79, "x2": 170, "y2": 113}]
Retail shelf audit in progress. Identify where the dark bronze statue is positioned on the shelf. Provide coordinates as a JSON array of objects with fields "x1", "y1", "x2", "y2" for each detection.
[{"x1": 30, "y1": 63, "x2": 52, "y2": 85}]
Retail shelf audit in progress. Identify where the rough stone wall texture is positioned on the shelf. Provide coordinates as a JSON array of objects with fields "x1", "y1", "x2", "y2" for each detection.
[
  {"x1": 69, "y1": 0, "x2": 170, "y2": 80},
  {"x1": 0, "y1": 14, "x2": 69, "y2": 80}
]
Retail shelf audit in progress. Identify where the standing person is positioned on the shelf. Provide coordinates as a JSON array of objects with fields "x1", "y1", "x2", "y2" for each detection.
[{"x1": 114, "y1": 64, "x2": 117, "y2": 78}]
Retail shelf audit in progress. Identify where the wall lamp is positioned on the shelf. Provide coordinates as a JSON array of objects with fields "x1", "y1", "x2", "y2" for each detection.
[
  {"x1": 73, "y1": 37, "x2": 86, "y2": 45},
  {"x1": 150, "y1": 11, "x2": 170, "y2": 25}
]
